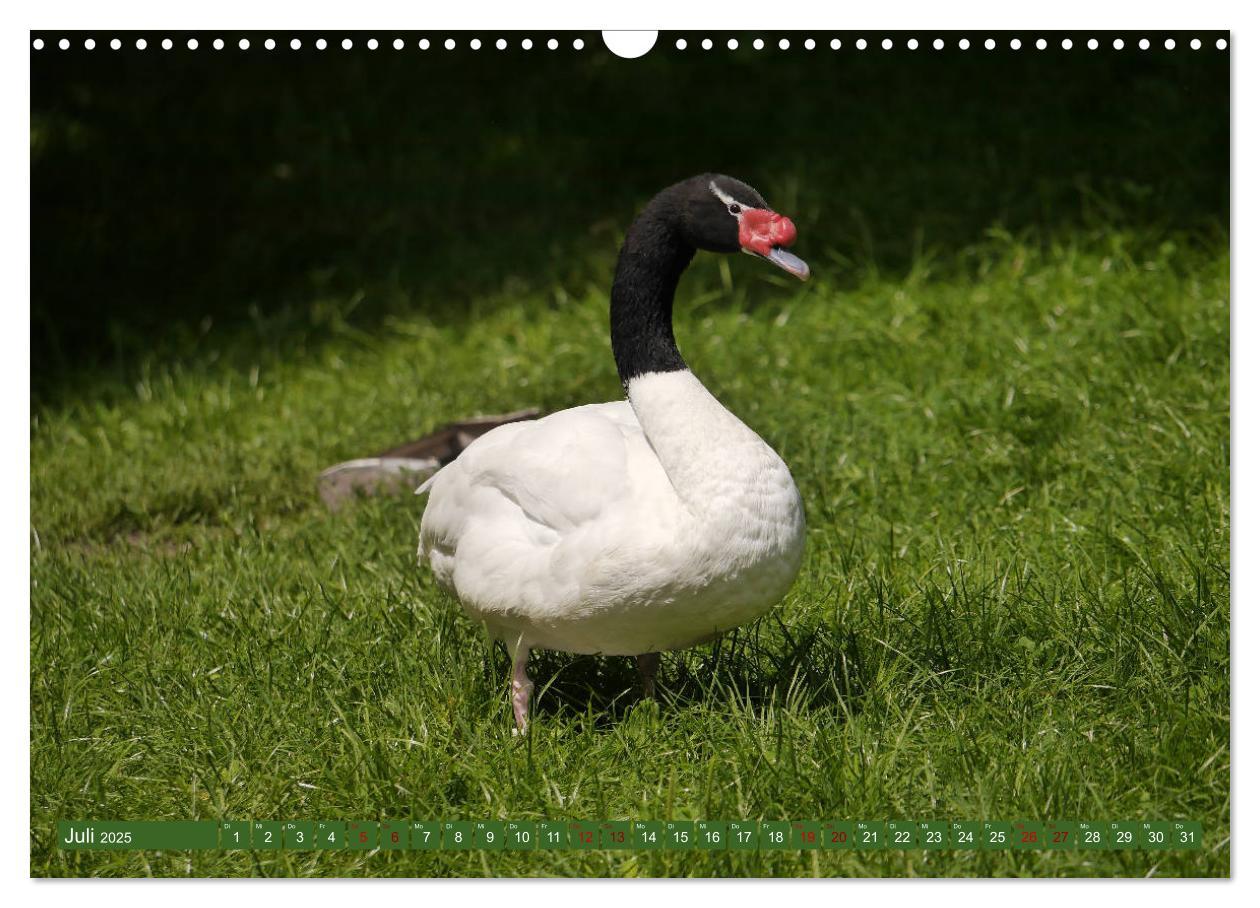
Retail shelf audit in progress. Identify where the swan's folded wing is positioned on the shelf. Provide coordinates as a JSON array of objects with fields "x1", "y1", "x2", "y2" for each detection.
[{"x1": 419, "y1": 402, "x2": 641, "y2": 559}]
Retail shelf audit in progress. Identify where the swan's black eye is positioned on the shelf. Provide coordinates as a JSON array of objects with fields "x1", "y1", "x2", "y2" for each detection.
[{"x1": 729, "y1": 203, "x2": 741, "y2": 215}]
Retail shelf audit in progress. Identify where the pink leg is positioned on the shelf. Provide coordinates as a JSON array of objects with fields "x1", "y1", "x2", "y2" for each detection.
[
  {"x1": 511, "y1": 648, "x2": 534, "y2": 731},
  {"x1": 636, "y1": 652, "x2": 661, "y2": 698}
]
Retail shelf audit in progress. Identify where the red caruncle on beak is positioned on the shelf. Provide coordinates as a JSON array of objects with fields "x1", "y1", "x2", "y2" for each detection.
[{"x1": 739, "y1": 208, "x2": 798, "y2": 256}]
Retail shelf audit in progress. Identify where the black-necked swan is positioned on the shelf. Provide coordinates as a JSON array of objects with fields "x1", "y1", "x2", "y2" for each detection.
[{"x1": 417, "y1": 174, "x2": 810, "y2": 730}]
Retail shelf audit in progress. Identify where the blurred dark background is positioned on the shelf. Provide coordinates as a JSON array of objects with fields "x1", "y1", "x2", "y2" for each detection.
[{"x1": 31, "y1": 32, "x2": 1229, "y2": 404}]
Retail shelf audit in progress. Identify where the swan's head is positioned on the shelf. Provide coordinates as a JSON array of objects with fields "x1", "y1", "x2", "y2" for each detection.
[{"x1": 678, "y1": 174, "x2": 810, "y2": 281}]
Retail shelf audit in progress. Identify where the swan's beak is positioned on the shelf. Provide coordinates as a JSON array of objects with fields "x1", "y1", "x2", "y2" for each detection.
[
  {"x1": 763, "y1": 246, "x2": 811, "y2": 281},
  {"x1": 739, "y1": 210, "x2": 810, "y2": 281}
]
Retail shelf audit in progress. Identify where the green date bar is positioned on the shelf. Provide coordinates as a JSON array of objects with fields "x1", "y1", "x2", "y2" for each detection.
[
  {"x1": 58, "y1": 821, "x2": 219, "y2": 851},
  {"x1": 56, "y1": 818, "x2": 1208, "y2": 851}
]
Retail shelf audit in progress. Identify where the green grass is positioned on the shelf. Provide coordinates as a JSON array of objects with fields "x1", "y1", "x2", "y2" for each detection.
[{"x1": 31, "y1": 217, "x2": 1229, "y2": 876}]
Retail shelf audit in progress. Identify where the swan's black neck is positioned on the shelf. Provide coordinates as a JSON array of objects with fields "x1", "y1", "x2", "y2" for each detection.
[{"x1": 610, "y1": 193, "x2": 695, "y2": 386}]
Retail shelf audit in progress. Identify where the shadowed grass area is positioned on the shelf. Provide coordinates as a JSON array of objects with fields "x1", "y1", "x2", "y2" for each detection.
[
  {"x1": 32, "y1": 34, "x2": 1227, "y2": 402},
  {"x1": 31, "y1": 35, "x2": 1228, "y2": 877}
]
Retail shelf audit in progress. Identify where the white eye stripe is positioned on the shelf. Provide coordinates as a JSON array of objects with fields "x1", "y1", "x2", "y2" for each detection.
[{"x1": 709, "y1": 180, "x2": 746, "y2": 217}]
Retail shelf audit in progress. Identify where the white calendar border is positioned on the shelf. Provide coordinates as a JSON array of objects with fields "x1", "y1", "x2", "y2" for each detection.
[{"x1": 5, "y1": 0, "x2": 1246, "y2": 902}]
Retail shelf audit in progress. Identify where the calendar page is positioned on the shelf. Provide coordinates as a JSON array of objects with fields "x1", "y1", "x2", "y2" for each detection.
[{"x1": 29, "y1": 18, "x2": 1230, "y2": 881}]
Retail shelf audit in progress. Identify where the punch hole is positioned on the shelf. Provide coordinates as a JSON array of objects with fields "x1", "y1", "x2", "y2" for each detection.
[
  {"x1": 573, "y1": 38, "x2": 584, "y2": 50},
  {"x1": 1036, "y1": 38, "x2": 1047, "y2": 50},
  {"x1": 471, "y1": 38, "x2": 482, "y2": 50},
  {"x1": 959, "y1": 38, "x2": 970, "y2": 50},
  {"x1": 804, "y1": 38, "x2": 815, "y2": 50},
  {"x1": 1216, "y1": 38, "x2": 1227, "y2": 50},
  {"x1": 753, "y1": 38, "x2": 764, "y2": 50},
  {"x1": 264, "y1": 38, "x2": 275, "y2": 50},
  {"x1": 932, "y1": 38, "x2": 943, "y2": 50},
  {"x1": 32, "y1": 38, "x2": 43, "y2": 50},
  {"x1": 291, "y1": 38, "x2": 302, "y2": 50},
  {"x1": 779, "y1": 38, "x2": 790, "y2": 50},
  {"x1": 1062, "y1": 38, "x2": 1072, "y2": 50},
  {"x1": 112, "y1": 38, "x2": 122, "y2": 50},
  {"x1": 393, "y1": 38, "x2": 404, "y2": 50},
  {"x1": 137, "y1": 38, "x2": 148, "y2": 49},
  {"x1": 316, "y1": 38, "x2": 326, "y2": 50},
  {"x1": 1139, "y1": 38, "x2": 1149, "y2": 50},
  {"x1": 602, "y1": 31, "x2": 658, "y2": 59},
  {"x1": 341, "y1": 38, "x2": 351, "y2": 50},
  {"x1": 830, "y1": 39, "x2": 841, "y2": 50},
  {"x1": 1113, "y1": 38, "x2": 1124, "y2": 50},
  {"x1": 1191, "y1": 38, "x2": 1201, "y2": 50},
  {"x1": 907, "y1": 38, "x2": 918, "y2": 50},
  {"x1": 856, "y1": 38, "x2": 867, "y2": 50},
  {"x1": 494, "y1": 38, "x2": 504, "y2": 50},
  {"x1": 1088, "y1": 38, "x2": 1098, "y2": 50},
  {"x1": 548, "y1": 38, "x2": 558, "y2": 50},
  {"x1": 1165, "y1": 38, "x2": 1175, "y2": 50},
  {"x1": 213, "y1": 38, "x2": 223, "y2": 50},
  {"x1": 675, "y1": 38, "x2": 687, "y2": 50},
  {"x1": 185, "y1": 38, "x2": 196, "y2": 50},
  {"x1": 58, "y1": 38, "x2": 68, "y2": 50},
  {"x1": 701, "y1": 38, "x2": 713, "y2": 50},
  {"x1": 445, "y1": 38, "x2": 456, "y2": 50},
  {"x1": 985, "y1": 38, "x2": 995, "y2": 50},
  {"x1": 521, "y1": 38, "x2": 533, "y2": 50},
  {"x1": 1010, "y1": 38, "x2": 1021, "y2": 50},
  {"x1": 86, "y1": 38, "x2": 96, "y2": 50},
  {"x1": 367, "y1": 38, "x2": 378, "y2": 50},
  {"x1": 881, "y1": 38, "x2": 892, "y2": 50},
  {"x1": 728, "y1": 38, "x2": 739, "y2": 50}
]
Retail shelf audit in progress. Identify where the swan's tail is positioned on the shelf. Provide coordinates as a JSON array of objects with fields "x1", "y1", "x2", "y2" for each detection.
[{"x1": 415, "y1": 468, "x2": 444, "y2": 496}]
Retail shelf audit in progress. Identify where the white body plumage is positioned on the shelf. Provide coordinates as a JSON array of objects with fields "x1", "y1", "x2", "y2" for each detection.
[{"x1": 418, "y1": 369, "x2": 805, "y2": 657}]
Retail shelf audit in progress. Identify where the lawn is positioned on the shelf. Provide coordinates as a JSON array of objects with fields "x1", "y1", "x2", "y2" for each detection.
[{"x1": 30, "y1": 36, "x2": 1229, "y2": 877}]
